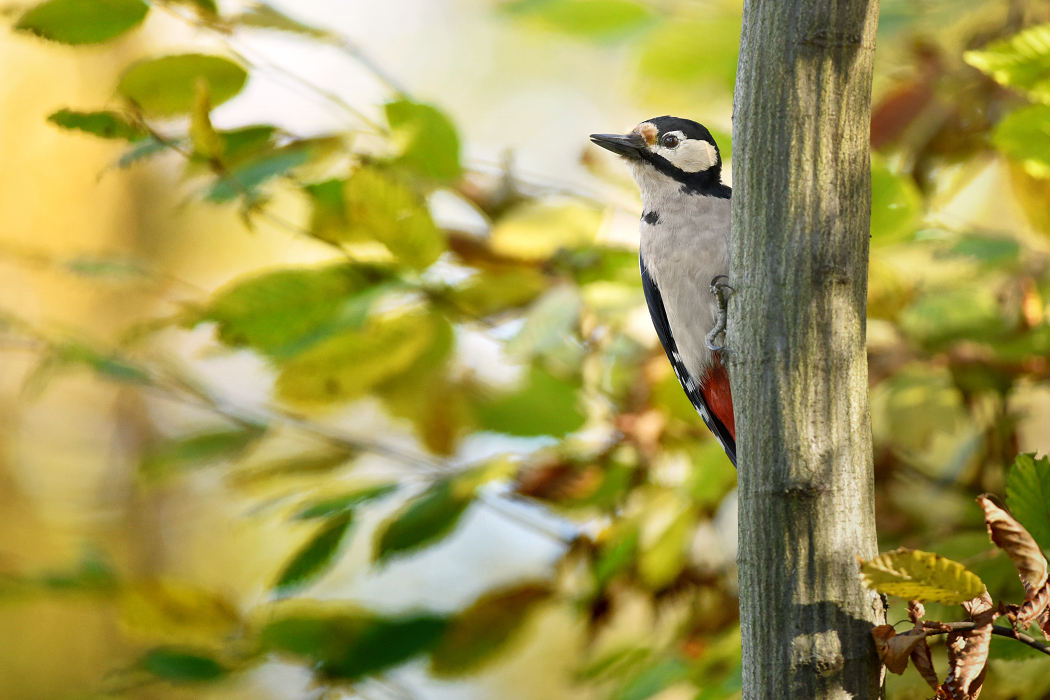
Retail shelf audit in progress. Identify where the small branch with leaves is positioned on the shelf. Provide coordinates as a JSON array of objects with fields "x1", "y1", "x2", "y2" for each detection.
[{"x1": 860, "y1": 455, "x2": 1050, "y2": 699}]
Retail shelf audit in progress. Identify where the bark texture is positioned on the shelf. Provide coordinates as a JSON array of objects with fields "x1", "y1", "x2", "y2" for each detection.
[{"x1": 729, "y1": 0, "x2": 885, "y2": 697}]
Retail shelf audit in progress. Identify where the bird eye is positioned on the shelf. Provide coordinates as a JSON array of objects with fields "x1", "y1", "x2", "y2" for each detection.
[{"x1": 661, "y1": 134, "x2": 679, "y2": 148}]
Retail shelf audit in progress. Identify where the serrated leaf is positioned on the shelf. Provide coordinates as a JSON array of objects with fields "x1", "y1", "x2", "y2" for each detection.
[
  {"x1": 294, "y1": 484, "x2": 397, "y2": 520},
  {"x1": 276, "y1": 311, "x2": 435, "y2": 406},
  {"x1": 474, "y1": 364, "x2": 585, "y2": 438},
  {"x1": 1006, "y1": 453, "x2": 1050, "y2": 551},
  {"x1": 942, "y1": 616, "x2": 993, "y2": 700},
  {"x1": 503, "y1": 0, "x2": 656, "y2": 41},
  {"x1": 964, "y1": 24, "x2": 1050, "y2": 103},
  {"x1": 374, "y1": 477, "x2": 476, "y2": 562},
  {"x1": 193, "y1": 263, "x2": 393, "y2": 359},
  {"x1": 339, "y1": 167, "x2": 446, "y2": 269},
  {"x1": 273, "y1": 514, "x2": 353, "y2": 594},
  {"x1": 139, "y1": 648, "x2": 226, "y2": 683},
  {"x1": 490, "y1": 201, "x2": 601, "y2": 260},
  {"x1": 430, "y1": 583, "x2": 551, "y2": 676},
  {"x1": 977, "y1": 495, "x2": 1048, "y2": 592},
  {"x1": 385, "y1": 100, "x2": 462, "y2": 182},
  {"x1": 118, "y1": 54, "x2": 248, "y2": 117},
  {"x1": 141, "y1": 427, "x2": 264, "y2": 479},
  {"x1": 16, "y1": 0, "x2": 148, "y2": 44},
  {"x1": 859, "y1": 548, "x2": 986, "y2": 604},
  {"x1": 47, "y1": 109, "x2": 145, "y2": 140},
  {"x1": 260, "y1": 610, "x2": 447, "y2": 680},
  {"x1": 992, "y1": 104, "x2": 1050, "y2": 179}
]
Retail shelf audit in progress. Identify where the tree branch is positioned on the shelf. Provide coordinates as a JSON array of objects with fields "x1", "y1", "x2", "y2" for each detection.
[{"x1": 924, "y1": 621, "x2": 1050, "y2": 657}]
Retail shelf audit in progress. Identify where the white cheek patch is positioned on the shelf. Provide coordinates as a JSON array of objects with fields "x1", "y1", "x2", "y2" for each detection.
[{"x1": 655, "y1": 138, "x2": 719, "y2": 173}]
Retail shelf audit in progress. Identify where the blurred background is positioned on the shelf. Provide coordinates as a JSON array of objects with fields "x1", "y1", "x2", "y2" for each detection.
[{"x1": 2, "y1": 0, "x2": 1050, "y2": 698}]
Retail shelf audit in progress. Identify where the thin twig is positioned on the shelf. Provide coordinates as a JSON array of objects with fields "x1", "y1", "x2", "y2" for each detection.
[{"x1": 924, "y1": 620, "x2": 1050, "y2": 657}]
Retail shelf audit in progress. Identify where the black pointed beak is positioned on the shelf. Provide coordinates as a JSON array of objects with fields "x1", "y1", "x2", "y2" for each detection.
[{"x1": 589, "y1": 132, "x2": 647, "y2": 160}]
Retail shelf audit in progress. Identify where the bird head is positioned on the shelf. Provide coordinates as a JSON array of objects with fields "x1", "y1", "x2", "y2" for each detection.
[{"x1": 590, "y1": 116, "x2": 724, "y2": 198}]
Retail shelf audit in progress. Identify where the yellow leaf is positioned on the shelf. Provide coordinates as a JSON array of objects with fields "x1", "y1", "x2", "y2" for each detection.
[
  {"x1": 276, "y1": 312, "x2": 435, "y2": 406},
  {"x1": 120, "y1": 579, "x2": 240, "y2": 645},
  {"x1": 489, "y1": 200, "x2": 601, "y2": 260},
  {"x1": 859, "y1": 548, "x2": 986, "y2": 604},
  {"x1": 190, "y1": 79, "x2": 223, "y2": 160}
]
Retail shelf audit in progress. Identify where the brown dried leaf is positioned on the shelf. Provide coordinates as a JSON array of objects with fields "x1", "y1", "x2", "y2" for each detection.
[
  {"x1": 941, "y1": 610, "x2": 994, "y2": 700},
  {"x1": 1039, "y1": 603, "x2": 1050, "y2": 641},
  {"x1": 910, "y1": 636, "x2": 941, "y2": 693},
  {"x1": 908, "y1": 600, "x2": 926, "y2": 625},
  {"x1": 962, "y1": 591, "x2": 994, "y2": 620},
  {"x1": 872, "y1": 624, "x2": 929, "y2": 674},
  {"x1": 978, "y1": 495, "x2": 1049, "y2": 591},
  {"x1": 1015, "y1": 580, "x2": 1050, "y2": 630}
]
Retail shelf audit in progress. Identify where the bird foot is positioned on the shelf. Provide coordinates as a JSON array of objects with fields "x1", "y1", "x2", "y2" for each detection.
[{"x1": 705, "y1": 275, "x2": 734, "y2": 352}]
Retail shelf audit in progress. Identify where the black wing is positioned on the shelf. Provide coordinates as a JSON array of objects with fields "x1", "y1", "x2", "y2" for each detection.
[{"x1": 639, "y1": 254, "x2": 737, "y2": 466}]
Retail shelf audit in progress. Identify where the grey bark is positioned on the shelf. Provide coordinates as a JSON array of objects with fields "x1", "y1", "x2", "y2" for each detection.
[{"x1": 728, "y1": 0, "x2": 885, "y2": 698}]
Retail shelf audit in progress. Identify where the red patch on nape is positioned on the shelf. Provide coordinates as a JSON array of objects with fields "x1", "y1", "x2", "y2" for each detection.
[{"x1": 700, "y1": 359, "x2": 735, "y2": 440}]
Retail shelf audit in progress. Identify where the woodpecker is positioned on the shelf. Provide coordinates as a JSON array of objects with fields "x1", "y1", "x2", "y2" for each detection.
[{"x1": 590, "y1": 117, "x2": 736, "y2": 466}]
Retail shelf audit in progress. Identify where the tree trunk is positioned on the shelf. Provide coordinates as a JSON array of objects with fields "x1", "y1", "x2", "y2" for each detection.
[{"x1": 728, "y1": 0, "x2": 885, "y2": 697}]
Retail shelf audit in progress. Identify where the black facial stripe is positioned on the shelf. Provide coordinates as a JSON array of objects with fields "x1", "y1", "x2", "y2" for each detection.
[
  {"x1": 643, "y1": 151, "x2": 731, "y2": 198},
  {"x1": 642, "y1": 211, "x2": 659, "y2": 225}
]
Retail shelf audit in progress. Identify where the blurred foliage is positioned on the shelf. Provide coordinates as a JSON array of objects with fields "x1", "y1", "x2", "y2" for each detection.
[{"x1": 4, "y1": 0, "x2": 1050, "y2": 699}]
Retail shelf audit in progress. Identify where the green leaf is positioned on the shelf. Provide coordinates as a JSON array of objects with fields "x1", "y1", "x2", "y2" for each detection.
[
  {"x1": 193, "y1": 263, "x2": 393, "y2": 359},
  {"x1": 204, "y1": 136, "x2": 343, "y2": 203},
  {"x1": 118, "y1": 135, "x2": 170, "y2": 168},
  {"x1": 942, "y1": 233, "x2": 1021, "y2": 266},
  {"x1": 502, "y1": 0, "x2": 656, "y2": 40},
  {"x1": 294, "y1": 484, "x2": 398, "y2": 520},
  {"x1": 474, "y1": 365, "x2": 585, "y2": 437},
  {"x1": 261, "y1": 610, "x2": 447, "y2": 679},
  {"x1": 1006, "y1": 453, "x2": 1050, "y2": 552},
  {"x1": 217, "y1": 125, "x2": 278, "y2": 167},
  {"x1": 333, "y1": 615, "x2": 447, "y2": 679},
  {"x1": 16, "y1": 0, "x2": 148, "y2": 44},
  {"x1": 504, "y1": 285, "x2": 582, "y2": 358},
  {"x1": 118, "y1": 54, "x2": 248, "y2": 117},
  {"x1": 638, "y1": 504, "x2": 695, "y2": 589},
  {"x1": 993, "y1": 104, "x2": 1050, "y2": 179},
  {"x1": 965, "y1": 24, "x2": 1050, "y2": 103},
  {"x1": 899, "y1": 288, "x2": 1007, "y2": 347},
  {"x1": 276, "y1": 312, "x2": 436, "y2": 406},
  {"x1": 385, "y1": 100, "x2": 462, "y2": 182},
  {"x1": 430, "y1": 583, "x2": 551, "y2": 676},
  {"x1": 273, "y1": 514, "x2": 353, "y2": 594},
  {"x1": 139, "y1": 648, "x2": 226, "y2": 683},
  {"x1": 870, "y1": 159, "x2": 921, "y2": 246},
  {"x1": 339, "y1": 167, "x2": 446, "y2": 269},
  {"x1": 374, "y1": 477, "x2": 476, "y2": 562},
  {"x1": 141, "y1": 427, "x2": 264, "y2": 478},
  {"x1": 490, "y1": 201, "x2": 601, "y2": 260},
  {"x1": 859, "y1": 548, "x2": 986, "y2": 604},
  {"x1": 613, "y1": 657, "x2": 690, "y2": 700},
  {"x1": 447, "y1": 268, "x2": 549, "y2": 318},
  {"x1": 636, "y1": 18, "x2": 740, "y2": 91},
  {"x1": 48, "y1": 109, "x2": 145, "y2": 140}
]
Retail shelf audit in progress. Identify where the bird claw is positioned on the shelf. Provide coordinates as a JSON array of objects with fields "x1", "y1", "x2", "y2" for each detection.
[{"x1": 705, "y1": 275, "x2": 734, "y2": 352}]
